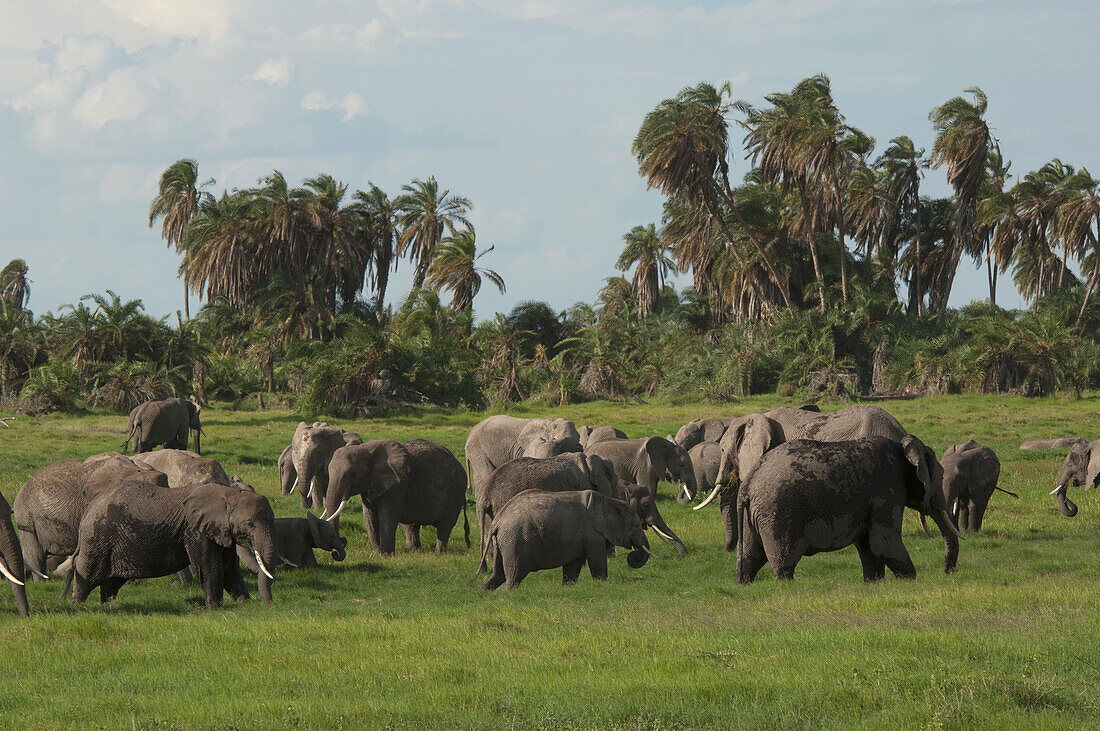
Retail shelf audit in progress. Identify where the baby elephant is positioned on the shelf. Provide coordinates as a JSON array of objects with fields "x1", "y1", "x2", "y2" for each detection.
[
  {"x1": 237, "y1": 513, "x2": 347, "y2": 572},
  {"x1": 941, "y1": 440, "x2": 1015, "y2": 531},
  {"x1": 479, "y1": 490, "x2": 654, "y2": 590}
]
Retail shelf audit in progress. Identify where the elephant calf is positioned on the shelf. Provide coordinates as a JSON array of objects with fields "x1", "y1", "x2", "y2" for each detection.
[
  {"x1": 237, "y1": 513, "x2": 347, "y2": 572},
  {"x1": 941, "y1": 440, "x2": 1014, "y2": 531},
  {"x1": 478, "y1": 490, "x2": 654, "y2": 590}
]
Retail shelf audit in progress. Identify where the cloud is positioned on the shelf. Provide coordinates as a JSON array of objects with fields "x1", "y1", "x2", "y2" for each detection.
[
  {"x1": 10, "y1": 70, "x2": 89, "y2": 113},
  {"x1": 72, "y1": 67, "x2": 161, "y2": 127},
  {"x1": 301, "y1": 91, "x2": 369, "y2": 121},
  {"x1": 101, "y1": 0, "x2": 241, "y2": 42},
  {"x1": 50, "y1": 34, "x2": 126, "y2": 76},
  {"x1": 248, "y1": 56, "x2": 293, "y2": 87}
]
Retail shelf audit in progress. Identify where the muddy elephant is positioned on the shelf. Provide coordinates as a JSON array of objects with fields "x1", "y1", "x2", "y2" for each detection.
[
  {"x1": 673, "y1": 417, "x2": 730, "y2": 451},
  {"x1": 132, "y1": 449, "x2": 230, "y2": 488},
  {"x1": 14, "y1": 453, "x2": 169, "y2": 580},
  {"x1": 736, "y1": 436, "x2": 961, "y2": 583},
  {"x1": 126, "y1": 397, "x2": 202, "y2": 454},
  {"x1": 577, "y1": 425, "x2": 627, "y2": 449},
  {"x1": 0, "y1": 491, "x2": 28, "y2": 617},
  {"x1": 478, "y1": 489, "x2": 654, "y2": 590},
  {"x1": 941, "y1": 441, "x2": 1013, "y2": 531},
  {"x1": 237, "y1": 513, "x2": 347, "y2": 572},
  {"x1": 324, "y1": 439, "x2": 469, "y2": 555},
  {"x1": 1052, "y1": 439, "x2": 1100, "y2": 517},
  {"x1": 464, "y1": 415, "x2": 582, "y2": 495},
  {"x1": 67, "y1": 481, "x2": 278, "y2": 608},
  {"x1": 584, "y1": 436, "x2": 697, "y2": 502},
  {"x1": 282, "y1": 422, "x2": 363, "y2": 510}
]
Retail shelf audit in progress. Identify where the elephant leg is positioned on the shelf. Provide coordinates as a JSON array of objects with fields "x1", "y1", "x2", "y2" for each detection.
[
  {"x1": 956, "y1": 501, "x2": 970, "y2": 532},
  {"x1": 174, "y1": 566, "x2": 194, "y2": 586},
  {"x1": 503, "y1": 551, "x2": 528, "y2": 590},
  {"x1": 483, "y1": 546, "x2": 507, "y2": 591},
  {"x1": 968, "y1": 501, "x2": 986, "y2": 532},
  {"x1": 404, "y1": 524, "x2": 421, "y2": 551},
  {"x1": 586, "y1": 538, "x2": 609, "y2": 580},
  {"x1": 99, "y1": 578, "x2": 126, "y2": 604},
  {"x1": 223, "y1": 552, "x2": 250, "y2": 602},
  {"x1": 719, "y1": 488, "x2": 738, "y2": 552},
  {"x1": 363, "y1": 505, "x2": 382, "y2": 553},
  {"x1": 868, "y1": 518, "x2": 915, "y2": 579},
  {"x1": 376, "y1": 501, "x2": 400, "y2": 556},
  {"x1": 69, "y1": 569, "x2": 92, "y2": 605},
  {"x1": 562, "y1": 557, "x2": 585, "y2": 585},
  {"x1": 735, "y1": 510, "x2": 768, "y2": 584},
  {"x1": 311, "y1": 473, "x2": 328, "y2": 511},
  {"x1": 854, "y1": 535, "x2": 886, "y2": 582},
  {"x1": 200, "y1": 567, "x2": 225, "y2": 609}
]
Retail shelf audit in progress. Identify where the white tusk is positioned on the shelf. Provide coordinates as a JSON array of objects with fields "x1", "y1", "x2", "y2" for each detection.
[
  {"x1": 306, "y1": 481, "x2": 314, "y2": 500},
  {"x1": 254, "y1": 550, "x2": 274, "y2": 580},
  {"x1": 290, "y1": 476, "x2": 299, "y2": 495},
  {"x1": 0, "y1": 559, "x2": 24, "y2": 586},
  {"x1": 326, "y1": 499, "x2": 347, "y2": 523},
  {"x1": 278, "y1": 554, "x2": 299, "y2": 568},
  {"x1": 29, "y1": 564, "x2": 49, "y2": 580},
  {"x1": 642, "y1": 546, "x2": 658, "y2": 559},
  {"x1": 1050, "y1": 485, "x2": 1064, "y2": 495},
  {"x1": 319, "y1": 509, "x2": 329, "y2": 521},
  {"x1": 651, "y1": 524, "x2": 676, "y2": 542},
  {"x1": 693, "y1": 483, "x2": 722, "y2": 510}
]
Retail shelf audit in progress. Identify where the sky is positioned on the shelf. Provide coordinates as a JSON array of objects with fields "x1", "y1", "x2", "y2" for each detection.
[{"x1": 1, "y1": 0, "x2": 1097, "y2": 320}]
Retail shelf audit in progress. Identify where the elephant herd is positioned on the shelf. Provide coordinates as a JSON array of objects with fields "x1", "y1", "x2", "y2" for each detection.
[{"x1": 0, "y1": 398, "x2": 1093, "y2": 616}]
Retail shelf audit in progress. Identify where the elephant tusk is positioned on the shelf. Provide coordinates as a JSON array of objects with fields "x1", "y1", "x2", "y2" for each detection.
[
  {"x1": 919, "y1": 513, "x2": 933, "y2": 537},
  {"x1": 1050, "y1": 485, "x2": 1065, "y2": 495},
  {"x1": 290, "y1": 476, "x2": 299, "y2": 495},
  {"x1": 642, "y1": 546, "x2": 658, "y2": 559},
  {"x1": 319, "y1": 509, "x2": 329, "y2": 520},
  {"x1": 28, "y1": 564, "x2": 49, "y2": 580},
  {"x1": 278, "y1": 554, "x2": 299, "y2": 568},
  {"x1": 651, "y1": 524, "x2": 676, "y2": 542},
  {"x1": 693, "y1": 483, "x2": 722, "y2": 510},
  {"x1": 0, "y1": 559, "x2": 24, "y2": 586},
  {"x1": 941, "y1": 510, "x2": 965, "y2": 540},
  {"x1": 326, "y1": 499, "x2": 347, "y2": 523},
  {"x1": 306, "y1": 481, "x2": 315, "y2": 500},
  {"x1": 254, "y1": 550, "x2": 275, "y2": 580},
  {"x1": 680, "y1": 484, "x2": 689, "y2": 500}
]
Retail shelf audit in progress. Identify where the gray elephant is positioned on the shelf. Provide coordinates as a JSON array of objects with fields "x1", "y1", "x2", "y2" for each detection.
[
  {"x1": 577, "y1": 425, "x2": 627, "y2": 449},
  {"x1": 0, "y1": 491, "x2": 29, "y2": 617},
  {"x1": 673, "y1": 417, "x2": 730, "y2": 451},
  {"x1": 1020, "y1": 437, "x2": 1086, "y2": 451},
  {"x1": 324, "y1": 439, "x2": 469, "y2": 555},
  {"x1": 941, "y1": 441, "x2": 1014, "y2": 531},
  {"x1": 1052, "y1": 439, "x2": 1100, "y2": 517},
  {"x1": 688, "y1": 441, "x2": 722, "y2": 501},
  {"x1": 736, "y1": 436, "x2": 961, "y2": 583},
  {"x1": 584, "y1": 436, "x2": 697, "y2": 502},
  {"x1": 66, "y1": 481, "x2": 278, "y2": 608},
  {"x1": 15, "y1": 453, "x2": 169, "y2": 579},
  {"x1": 125, "y1": 397, "x2": 202, "y2": 454},
  {"x1": 132, "y1": 449, "x2": 230, "y2": 488},
  {"x1": 478, "y1": 489, "x2": 655, "y2": 590},
  {"x1": 237, "y1": 513, "x2": 347, "y2": 572},
  {"x1": 464, "y1": 415, "x2": 582, "y2": 495},
  {"x1": 282, "y1": 422, "x2": 363, "y2": 510},
  {"x1": 476, "y1": 453, "x2": 686, "y2": 568}
]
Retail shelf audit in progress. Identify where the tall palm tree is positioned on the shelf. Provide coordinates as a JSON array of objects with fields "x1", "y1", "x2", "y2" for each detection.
[
  {"x1": 877, "y1": 136, "x2": 926, "y2": 314},
  {"x1": 149, "y1": 159, "x2": 214, "y2": 318},
  {"x1": 395, "y1": 177, "x2": 472, "y2": 289},
  {"x1": 253, "y1": 171, "x2": 306, "y2": 279},
  {"x1": 179, "y1": 191, "x2": 261, "y2": 309},
  {"x1": 296, "y1": 174, "x2": 372, "y2": 313},
  {"x1": 616, "y1": 223, "x2": 675, "y2": 319},
  {"x1": 976, "y1": 150, "x2": 1012, "y2": 304},
  {"x1": 425, "y1": 229, "x2": 505, "y2": 312},
  {"x1": 1057, "y1": 172, "x2": 1100, "y2": 326},
  {"x1": 354, "y1": 183, "x2": 401, "y2": 311},
  {"x1": 633, "y1": 82, "x2": 791, "y2": 308},
  {"x1": 0, "y1": 301, "x2": 38, "y2": 400},
  {"x1": 0, "y1": 259, "x2": 30, "y2": 312}
]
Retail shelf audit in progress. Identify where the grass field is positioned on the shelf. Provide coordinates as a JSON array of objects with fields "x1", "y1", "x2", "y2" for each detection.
[{"x1": 1, "y1": 395, "x2": 1098, "y2": 728}]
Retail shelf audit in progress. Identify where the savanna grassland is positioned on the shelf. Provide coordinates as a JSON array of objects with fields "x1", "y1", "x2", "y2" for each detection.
[{"x1": 1, "y1": 395, "x2": 1098, "y2": 728}]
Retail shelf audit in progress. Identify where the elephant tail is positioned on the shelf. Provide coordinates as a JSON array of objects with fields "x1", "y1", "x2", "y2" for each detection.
[
  {"x1": 994, "y1": 486, "x2": 1020, "y2": 498},
  {"x1": 122, "y1": 420, "x2": 138, "y2": 454},
  {"x1": 473, "y1": 528, "x2": 496, "y2": 582},
  {"x1": 462, "y1": 496, "x2": 471, "y2": 549},
  {"x1": 465, "y1": 457, "x2": 474, "y2": 496},
  {"x1": 60, "y1": 555, "x2": 76, "y2": 604}
]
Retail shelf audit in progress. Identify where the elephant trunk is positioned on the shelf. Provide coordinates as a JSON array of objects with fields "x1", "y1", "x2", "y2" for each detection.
[
  {"x1": 1053, "y1": 484, "x2": 1078, "y2": 517},
  {"x1": 646, "y1": 510, "x2": 686, "y2": 559},
  {"x1": 250, "y1": 525, "x2": 279, "y2": 603},
  {"x1": 626, "y1": 532, "x2": 653, "y2": 569},
  {"x1": 928, "y1": 508, "x2": 960, "y2": 574},
  {"x1": 330, "y1": 539, "x2": 347, "y2": 562},
  {"x1": 0, "y1": 517, "x2": 29, "y2": 617}
]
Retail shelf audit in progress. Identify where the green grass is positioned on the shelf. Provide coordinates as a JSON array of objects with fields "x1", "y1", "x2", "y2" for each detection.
[{"x1": 1, "y1": 395, "x2": 1099, "y2": 728}]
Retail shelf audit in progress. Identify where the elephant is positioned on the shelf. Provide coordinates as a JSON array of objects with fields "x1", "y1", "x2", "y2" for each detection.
[
  {"x1": 475, "y1": 453, "x2": 686, "y2": 569},
  {"x1": 125, "y1": 397, "x2": 202, "y2": 454},
  {"x1": 478, "y1": 489, "x2": 655, "y2": 590},
  {"x1": 282, "y1": 422, "x2": 363, "y2": 510},
  {"x1": 584, "y1": 436, "x2": 697, "y2": 502},
  {"x1": 66, "y1": 480, "x2": 279, "y2": 608},
  {"x1": 1052, "y1": 439, "x2": 1100, "y2": 517},
  {"x1": 0, "y1": 491, "x2": 28, "y2": 617},
  {"x1": 577, "y1": 425, "x2": 627, "y2": 449},
  {"x1": 1020, "y1": 437, "x2": 1086, "y2": 451},
  {"x1": 324, "y1": 439, "x2": 469, "y2": 555},
  {"x1": 735, "y1": 436, "x2": 962, "y2": 583},
  {"x1": 237, "y1": 513, "x2": 347, "y2": 572},
  {"x1": 941, "y1": 441, "x2": 1014, "y2": 531},
  {"x1": 464, "y1": 415, "x2": 582, "y2": 495},
  {"x1": 688, "y1": 441, "x2": 722, "y2": 501},
  {"x1": 15, "y1": 453, "x2": 170, "y2": 580},
  {"x1": 673, "y1": 417, "x2": 730, "y2": 451},
  {"x1": 132, "y1": 449, "x2": 230, "y2": 488}
]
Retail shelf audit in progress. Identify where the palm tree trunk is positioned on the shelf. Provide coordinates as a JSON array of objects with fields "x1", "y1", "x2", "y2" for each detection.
[
  {"x1": 699, "y1": 187, "x2": 771, "y2": 309},
  {"x1": 831, "y1": 170, "x2": 848, "y2": 306},
  {"x1": 914, "y1": 222, "x2": 922, "y2": 316},
  {"x1": 1075, "y1": 266, "x2": 1098, "y2": 328},
  {"x1": 184, "y1": 285, "x2": 190, "y2": 319},
  {"x1": 716, "y1": 170, "x2": 791, "y2": 307},
  {"x1": 986, "y1": 252, "x2": 996, "y2": 306},
  {"x1": 798, "y1": 182, "x2": 827, "y2": 313}
]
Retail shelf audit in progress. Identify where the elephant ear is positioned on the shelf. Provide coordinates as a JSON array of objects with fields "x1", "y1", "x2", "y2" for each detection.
[
  {"x1": 307, "y1": 512, "x2": 332, "y2": 546},
  {"x1": 1086, "y1": 443, "x2": 1100, "y2": 490},
  {"x1": 580, "y1": 491, "x2": 618, "y2": 546},
  {"x1": 365, "y1": 441, "x2": 410, "y2": 501},
  {"x1": 183, "y1": 484, "x2": 234, "y2": 548},
  {"x1": 643, "y1": 437, "x2": 672, "y2": 477},
  {"x1": 902, "y1": 435, "x2": 938, "y2": 511},
  {"x1": 584, "y1": 455, "x2": 616, "y2": 494}
]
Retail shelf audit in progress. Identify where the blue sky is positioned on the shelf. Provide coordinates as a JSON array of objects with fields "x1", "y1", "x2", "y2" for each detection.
[{"x1": 2, "y1": 0, "x2": 1096, "y2": 319}]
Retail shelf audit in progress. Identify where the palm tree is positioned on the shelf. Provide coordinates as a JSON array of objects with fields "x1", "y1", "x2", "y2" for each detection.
[
  {"x1": 877, "y1": 136, "x2": 926, "y2": 314},
  {"x1": 929, "y1": 87, "x2": 995, "y2": 312},
  {"x1": 0, "y1": 301, "x2": 38, "y2": 400},
  {"x1": 0, "y1": 259, "x2": 30, "y2": 312},
  {"x1": 253, "y1": 171, "x2": 307, "y2": 279},
  {"x1": 297, "y1": 174, "x2": 372, "y2": 314},
  {"x1": 615, "y1": 223, "x2": 675, "y2": 319},
  {"x1": 354, "y1": 183, "x2": 401, "y2": 311},
  {"x1": 179, "y1": 191, "x2": 261, "y2": 308},
  {"x1": 425, "y1": 229, "x2": 505, "y2": 312},
  {"x1": 633, "y1": 82, "x2": 791, "y2": 308},
  {"x1": 1057, "y1": 172, "x2": 1100, "y2": 326},
  {"x1": 149, "y1": 159, "x2": 213, "y2": 318},
  {"x1": 395, "y1": 177, "x2": 473, "y2": 289},
  {"x1": 976, "y1": 150, "x2": 1012, "y2": 304}
]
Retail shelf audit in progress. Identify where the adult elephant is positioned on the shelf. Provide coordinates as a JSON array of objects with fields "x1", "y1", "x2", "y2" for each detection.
[
  {"x1": 585, "y1": 436, "x2": 697, "y2": 502},
  {"x1": 125, "y1": 397, "x2": 202, "y2": 454},
  {"x1": 1052, "y1": 439, "x2": 1100, "y2": 517},
  {"x1": 941, "y1": 441, "x2": 1014, "y2": 531},
  {"x1": 0, "y1": 491, "x2": 29, "y2": 617},
  {"x1": 14, "y1": 453, "x2": 169, "y2": 580},
  {"x1": 282, "y1": 422, "x2": 362, "y2": 510},
  {"x1": 688, "y1": 441, "x2": 722, "y2": 502},
  {"x1": 673, "y1": 417, "x2": 730, "y2": 451},
  {"x1": 464, "y1": 415, "x2": 582, "y2": 496},
  {"x1": 476, "y1": 453, "x2": 686, "y2": 567},
  {"x1": 132, "y1": 449, "x2": 231, "y2": 488},
  {"x1": 735, "y1": 436, "x2": 961, "y2": 583},
  {"x1": 324, "y1": 439, "x2": 469, "y2": 555},
  {"x1": 577, "y1": 425, "x2": 627, "y2": 449},
  {"x1": 67, "y1": 481, "x2": 278, "y2": 608}
]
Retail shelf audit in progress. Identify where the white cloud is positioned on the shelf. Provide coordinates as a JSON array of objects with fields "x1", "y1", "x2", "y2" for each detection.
[
  {"x1": 356, "y1": 19, "x2": 385, "y2": 50},
  {"x1": 300, "y1": 91, "x2": 369, "y2": 121},
  {"x1": 248, "y1": 56, "x2": 293, "y2": 87},
  {"x1": 10, "y1": 70, "x2": 89, "y2": 113},
  {"x1": 72, "y1": 67, "x2": 159, "y2": 127},
  {"x1": 102, "y1": 0, "x2": 241, "y2": 42},
  {"x1": 51, "y1": 34, "x2": 125, "y2": 76}
]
